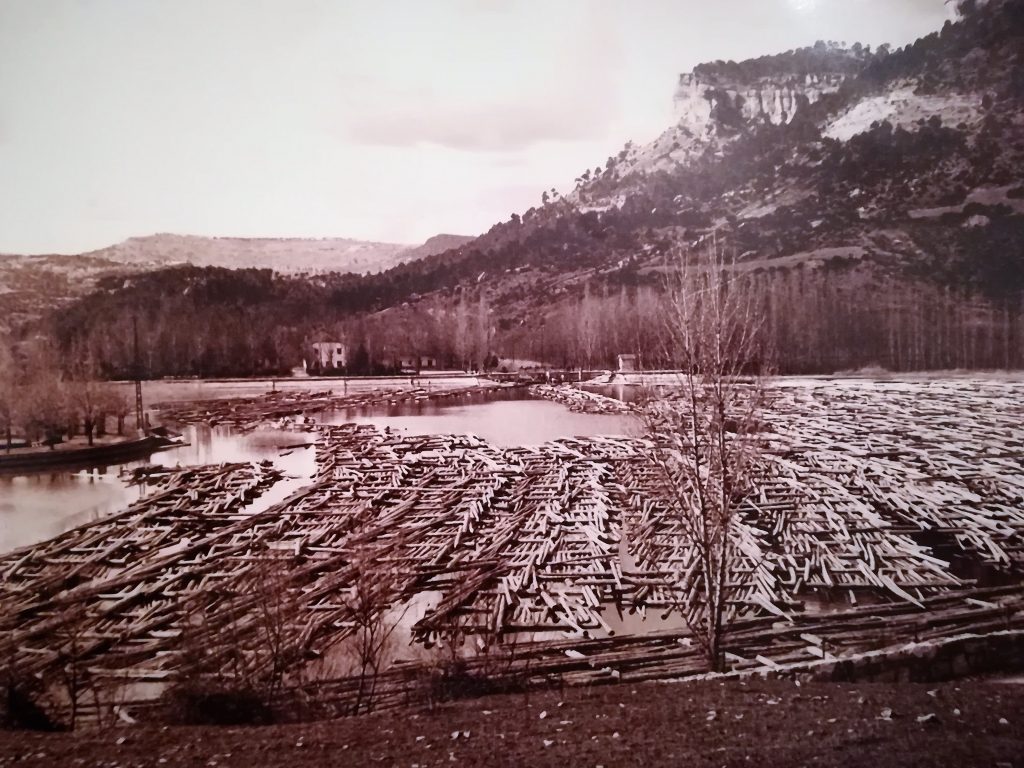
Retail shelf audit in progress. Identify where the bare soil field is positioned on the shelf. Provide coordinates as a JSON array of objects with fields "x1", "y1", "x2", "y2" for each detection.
[{"x1": 1, "y1": 679, "x2": 1021, "y2": 767}]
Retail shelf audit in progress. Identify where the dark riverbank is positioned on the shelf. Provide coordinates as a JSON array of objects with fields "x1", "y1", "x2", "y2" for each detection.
[
  {"x1": 0, "y1": 434, "x2": 178, "y2": 473},
  {"x1": 1, "y1": 679, "x2": 1020, "y2": 767}
]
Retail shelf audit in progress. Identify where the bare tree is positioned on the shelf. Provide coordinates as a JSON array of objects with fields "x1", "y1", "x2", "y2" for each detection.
[
  {"x1": 168, "y1": 558, "x2": 306, "y2": 725},
  {"x1": 0, "y1": 341, "x2": 17, "y2": 452},
  {"x1": 639, "y1": 242, "x2": 773, "y2": 672},
  {"x1": 67, "y1": 374, "x2": 104, "y2": 447},
  {"x1": 419, "y1": 610, "x2": 528, "y2": 708},
  {"x1": 344, "y1": 557, "x2": 407, "y2": 715},
  {"x1": 473, "y1": 293, "x2": 493, "y2": 371},
  {"x1": 453, "y1": 293, "x2": 472, "y2": 371},
  {"x1": 99, "y1": 386, "x2": 130, "y2": 438},
  {"x1": 51, "y1": 605, "x2": 92, "y2": 730},
  {"x1": 246, "y1": 558, "x2": 306, "y2": 703},
  {"x1": 576, "y1": 283, "x2": 600, "y2": 370}
]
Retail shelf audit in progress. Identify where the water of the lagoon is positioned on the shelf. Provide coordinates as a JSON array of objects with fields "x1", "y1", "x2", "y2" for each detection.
[
  {"x1": 0, "y1": 393, "x2": 636, "y2": 555},
  {"x1": 325, "y1": 393, "x2": 637, "y2": 444}
]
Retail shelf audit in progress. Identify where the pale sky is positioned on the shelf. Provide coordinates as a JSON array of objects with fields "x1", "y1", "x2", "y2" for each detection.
[{"x1": 0, "y1": 0, "x2": 952, "y2": 254}]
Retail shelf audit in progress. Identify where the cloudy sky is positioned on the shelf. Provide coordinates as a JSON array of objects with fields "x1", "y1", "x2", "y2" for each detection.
[{"x1": 0, "y1": 0, "x2": 952, "y2": 254}]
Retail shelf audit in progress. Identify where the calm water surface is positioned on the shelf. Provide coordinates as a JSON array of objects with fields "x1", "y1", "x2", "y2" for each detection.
[
  {"x1": 0, "y1": 427, "x2": 316, "y2": 554},
  {"x1": 0, "y1": 394, "x2": 634, "y2": 554},
  {"x1": 325, "y1": 396, "x2": 635, "y2": 446}
]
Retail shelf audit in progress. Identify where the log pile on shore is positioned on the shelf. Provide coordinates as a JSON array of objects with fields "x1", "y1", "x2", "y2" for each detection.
[{"x1": 3, "y1": 377, "x2": 1024, "y2": 723}]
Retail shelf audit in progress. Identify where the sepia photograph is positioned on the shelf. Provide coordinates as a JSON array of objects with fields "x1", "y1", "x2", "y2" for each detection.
[{"x1": 1, "y1": 0, "x2": 1023, "y2": 765}]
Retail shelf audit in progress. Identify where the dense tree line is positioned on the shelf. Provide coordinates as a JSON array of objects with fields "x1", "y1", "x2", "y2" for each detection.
[
  {"x1": 0, "y1": 341, "x2": 130, "y2": 450},
  {"x1": 693, "y1": 40, "x2": 873, "y2": 87},
  {"x1": 503, "y1": 267, "x2": 1024, "y2": 373},
  {"x1": 48, "y1": 259, "x2": 1024, "y2": 377}
]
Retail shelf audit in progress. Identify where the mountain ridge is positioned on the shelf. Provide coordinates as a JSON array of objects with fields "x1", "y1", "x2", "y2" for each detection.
[
  {"x1": 0, "y1": 232, "x2": 475, "y2": 334},
  {"x1": 78, "y1": 232, "x2": 476, "y2": 274},
  {"x1": 2, "y1": 232, "x2": 477, "y2": 273}
]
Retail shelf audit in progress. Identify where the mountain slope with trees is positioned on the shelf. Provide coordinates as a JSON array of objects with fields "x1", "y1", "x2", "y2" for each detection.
[{"x1": 20, "y1": 0, "x2": 1024, "y2": 378}]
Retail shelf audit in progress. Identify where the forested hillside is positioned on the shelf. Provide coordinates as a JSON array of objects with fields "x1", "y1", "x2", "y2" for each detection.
[{"x1": 21, "y1": 0, "x2": 1024, "y2": 377}]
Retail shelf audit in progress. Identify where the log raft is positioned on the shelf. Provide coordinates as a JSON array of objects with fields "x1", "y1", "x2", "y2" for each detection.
[{"x1": 3, "y1": 377, "x2": 1024, "y2": 723}]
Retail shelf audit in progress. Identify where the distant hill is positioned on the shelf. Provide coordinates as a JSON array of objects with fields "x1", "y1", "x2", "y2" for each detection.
[
  {"x1": 0, "y1": 253, "x2": 133, "y2": 335},
  {"x1": 79, "y1": 232, "x2": 475, "y2": 274},
  {"x1": 397, "y1": 234, "x2": 478, "y2": 263},
  {"x1": 0, "y1": 232, "x2": 474, "y2": 335}
]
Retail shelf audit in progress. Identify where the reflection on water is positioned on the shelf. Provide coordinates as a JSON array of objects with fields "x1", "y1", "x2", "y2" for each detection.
[
  {"x1": 326, "y1": 393, "x2": 636, "y2": 447},
  {"x1": 1, "y1": 395, "x2": 630, "y2": 555},
  {"x1": 159, "y1": 425, "x2": 315, "y2": 469},
  {"x1": 0, "y1": 470, "x2": 144, "y2": 553},
  {"x1": 0, "y1": 426, "x2": 315, "y2": 555},
  {"x1": 584, "y1": 380, "x2": 660, "y2": 405},
  {"x1": 601, "y1": 604, "x2": 690, "y2": 636}
]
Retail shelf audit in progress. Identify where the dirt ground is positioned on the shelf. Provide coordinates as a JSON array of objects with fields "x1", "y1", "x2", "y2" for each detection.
[{"x1": 1, "y1": 679, "x2": 1021, "y2": 767}]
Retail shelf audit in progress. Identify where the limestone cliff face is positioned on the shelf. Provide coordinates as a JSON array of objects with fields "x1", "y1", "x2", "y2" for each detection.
[
  {"x1": 597, "y1": 70, "x2": 848, "y2": 183},
  {"x1": 597, "y1": 64, "x2": 854, "y2": 183},
  {"x1": 672, "y1": 72, "x2": 846, "y2": 134}
]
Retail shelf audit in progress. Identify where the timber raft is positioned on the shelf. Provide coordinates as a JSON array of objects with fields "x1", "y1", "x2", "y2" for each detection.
[
  {"x1": 2, "y1": 377, "x2": 1023, "y2": 724},
  {"x1": 528, "y1": 383, "x2": 637, "y2": 414}
]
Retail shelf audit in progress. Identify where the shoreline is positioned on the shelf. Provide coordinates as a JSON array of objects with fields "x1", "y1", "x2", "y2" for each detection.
[{"x1": 0, "y1": 434, "x2": 179, "y2": 473}]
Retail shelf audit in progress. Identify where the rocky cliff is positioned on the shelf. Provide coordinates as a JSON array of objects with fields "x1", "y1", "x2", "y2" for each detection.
[
  {"x1": 673, "y1": 71, "x2": 845, "y2": 132},
  {"x1": 596, "y1": 47, "x2": 865, "y2": 182}
]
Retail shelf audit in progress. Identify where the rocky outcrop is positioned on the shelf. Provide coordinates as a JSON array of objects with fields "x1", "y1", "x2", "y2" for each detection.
[
  {"x1": 599, "y1": 62, "x2": 851, "y2": 181},
  {"x1": 673, "y1": 71, "x2": 846, "y2": 134}
]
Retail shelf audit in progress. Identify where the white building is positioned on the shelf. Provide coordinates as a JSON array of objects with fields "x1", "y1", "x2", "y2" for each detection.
[
  {"x1": 310, "y1": 341, "x2": 347, "y2": 370},
  {"x1": 396, "y1": 355, "x2": 438, "y2": 372}
]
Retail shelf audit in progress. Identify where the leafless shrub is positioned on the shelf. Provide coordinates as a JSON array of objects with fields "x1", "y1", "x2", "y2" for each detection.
[
  {"x1": 50, "y1": 605, "x2": 93, "y2": 730},
  {"x1": 164, "y1": 556, "x2": 306, "y2": 725},
  {"x1": 419, "y1": 610, "x2": 529, "y2": 707},
  {"x1": 0, "y1": 631, "x2": 58, "y2": 731},
  {"x1": 343, "y1": 555, "x2": 408, "y2": 715}
]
